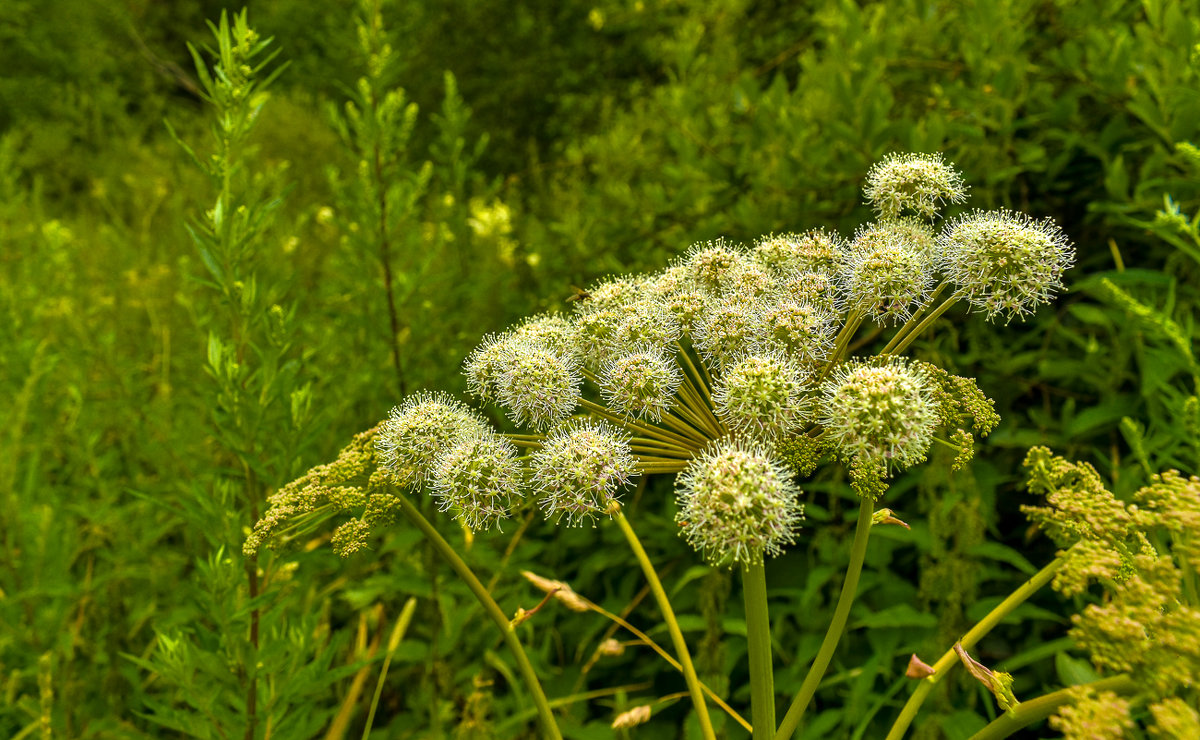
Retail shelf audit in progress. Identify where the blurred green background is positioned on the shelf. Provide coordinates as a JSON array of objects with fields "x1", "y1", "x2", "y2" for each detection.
[{"x1": 2, "y1": 0, "x2": 1198, "y2": 737}]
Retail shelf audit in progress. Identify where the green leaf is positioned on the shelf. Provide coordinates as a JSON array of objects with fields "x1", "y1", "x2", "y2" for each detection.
[
  {"x1": 852, "y1": 604, "x2": 936, "y2": 630},
  {"x1": 1055, "y1": 652, "x2": 1100, "y2": 686},
  {"x1": 966, "y1": 542, "x2": 1037, "y2": 576}
]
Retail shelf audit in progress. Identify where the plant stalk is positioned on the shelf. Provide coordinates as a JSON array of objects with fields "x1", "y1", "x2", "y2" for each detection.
[
  {"x1": 967, "y1": 674, "x2": 1135, "y2": 740},
  {"x1": 612, "y1": 507, "x2": 717, "y2": 740},
  {"x1": 743, "y1": 561, "x2": 775, "y2": 739},
  {"x1": 883, "y1": 556, "x2": 1066, "y2": 740},
  {"x1": 776, "y1": 496, "x2": 874, "y2": 740},
  {"x1": 394, "y1": 493, "x2": 562, "y2": 739}
]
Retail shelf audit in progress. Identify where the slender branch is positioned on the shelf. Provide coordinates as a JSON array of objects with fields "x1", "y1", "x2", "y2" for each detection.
[
  {"x1": 742, "y1": 561, "x2": 775, "y2": 738},
  {"x1": 879, "y1": 282, "x2": 947, "y2": 356},
  {"x1": 882, "y1": 294, "x2": 958, "y2": 358},
  {"x1": 579, "y1": 398, "x2": 698, "y2": 449},
  {"x1": 394, "y1": 493, "x2": 562, "y2": 739},
  {"x1": 776, "y1": 496, "x2": 874, "y2": 740},
  {"x1": 577, "y1": 595, "x2": 753, "y2": 733},
  {"x1": 611, "y1": 507, "x2": 716, "y2": 740},
  {"x1": 968, "y1": 675, "x2": 1136, "y2": 740},
  {"x1": 883, "y1": 556, "x2": 1066, "y2": 740}
]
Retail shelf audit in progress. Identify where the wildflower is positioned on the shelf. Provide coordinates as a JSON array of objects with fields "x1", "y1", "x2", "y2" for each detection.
[
  {"x1": 376, "y1": 392, "x2": 487, "y2": 487},
  {"x1": 756, "y1": 296, "x2": 836, "y2": 364},
  {"x1": 675, "y1": 440, "x2": 804, "y2": 567},
  {"x1": 531, "y1": 420, "x2": 639, "y2": 525},
  {"x1": 864, "y1": 152, "x2": 967, "y2": 219},
  {"x1": 607, "y1": 299, "x2": 682, "y2": 355},
  {"x1": 753, "y1": 229, "x2": 844, "y2": 275},
  {"x1": 713, "y1": 352, "x2": 810, "y2": 444},
  {"x1": 1049, "y1": 686, "x2": 1135, "y2": 740},
  {"x1": 431, "y1": 431, "x2": 524, "y2": 531},
  {"x1": 939, "y1": 209, "x2": 1074, "y2": 323},
  {"x1": 840, "y1": 221, "x2": 935, "y2": 325},
  {"x1": 778, "y1": 269, "x2": 839, "y2": 314},
  {"x1": 463, "y1": 333, "x2": 514, "y2": 403},
  {"x1": 683, "y1": 239, "x2": 752, "y2": 294},
  {"x1": 598, "y1": 348, "x2": 682, "y2": 422},
  {"x1": 692, "y1": 295, "x2": 763, "y2": 368},
  {"x1": 513, "y1": 312, "x2": 579, "y2": 359},
  {"x1": 820, "y1": 359, "x2": 937, "y2": 472},
  {"x1": 495, "y1": 338, "x2": 582, "y2": 430}
]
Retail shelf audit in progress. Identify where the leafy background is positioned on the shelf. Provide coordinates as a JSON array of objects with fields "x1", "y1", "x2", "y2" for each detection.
[{"x1": 2, "y1": 0, "x2": 1197, "y2": 737}]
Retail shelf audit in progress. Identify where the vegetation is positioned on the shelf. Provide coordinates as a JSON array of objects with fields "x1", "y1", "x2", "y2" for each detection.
[{"x1": 2, "y1": 1, "x2": 1198, "y2": 738}]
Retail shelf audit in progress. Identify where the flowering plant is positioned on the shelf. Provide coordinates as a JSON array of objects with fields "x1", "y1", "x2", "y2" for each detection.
[{"x1": 247, "y1": 153, "x2": 1091, "y2": 738}]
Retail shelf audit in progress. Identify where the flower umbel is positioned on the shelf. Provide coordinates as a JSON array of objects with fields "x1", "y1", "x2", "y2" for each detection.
[
  {"x1": 675, "y1": 440, "x2": 804, "y2": 567},
  {"x1": 531, "y1": 420, "x2": 639, "y2": 526},
  {"x1": 820, "y1": 359, "x2": 937, "y2": 472}
]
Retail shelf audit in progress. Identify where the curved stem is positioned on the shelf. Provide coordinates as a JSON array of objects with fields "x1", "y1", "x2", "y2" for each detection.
[
  {"x1": 394, "y1": 493, "x2": 562, "y2": 739},
  {"x1": 967, "y1": 675, "x2": 1135, "y2": 740},
  {"x1": 883, "y1": 556, "x2": 1066, "y2": 740},
  {"x1": 743, "y1": 561, "x2": 775, "y2": 738},
  {"x1": 612, "y1": 507, "x2": 717, "y2": 740},
  {"x1": 578, "y1": 595, "x2": 753, "y2": 733},
  {"x1": 879, "y1": 282, "x2": 947, "y2": 356},
  {"x1": 776, "y1": 496, "x2": 874, "y2": 740}
]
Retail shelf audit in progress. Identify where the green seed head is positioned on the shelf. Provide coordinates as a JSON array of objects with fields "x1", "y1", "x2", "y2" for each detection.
[{"x1": 675, "y1": 440, "x2": 804, "y2": 567}]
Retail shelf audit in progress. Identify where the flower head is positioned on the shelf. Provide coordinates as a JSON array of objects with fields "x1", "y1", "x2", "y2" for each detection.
[
  {"x1": 495, "y1": 338, "x2": 582, "y2": 430},
  {"x1": 683, "y1": 239, "x2": 751, "y2": 294},
  {"x1": 598, "y1": 348, "x2": 682, "y2": 422},
  {"x1": 513, "y1": 312, "x2": 579, "y2": 359},
  {"x1": 713, "y1": 352, "x2": 810, "y2": 443},
  {"x1": 840, "y1": 221, "x2": 935, "y2": 325},
  {"x1": 864, "y1": 152, "x2": 967, "y2": 219},
  {"x1": 692, "y1": 295, "x2": 763, "y2": 368},
  {"x1": 376, "y1": 391, "x2": 488, "y2": 487},
  {"x1": 820, "y1": 359, "x2": 937, "y2": 472},
  {"x1": 939, "y1": 209, "x2": 1074, "y2": 323},
  {"x1": 675, "y1": 440, "x2": 803, "y2": 566},
  {"x1": 531, "y1": 420, "x2": 639, "y2": 525},
  {"x1": 431, "y1": 431, "x2": 523, "y2": 531},
  {"x1": 756, "y1": 296, "x2": 836, "y2": 364},
  {"x1": 753, "y1": 229, "x2": 844, "y2": 275}
]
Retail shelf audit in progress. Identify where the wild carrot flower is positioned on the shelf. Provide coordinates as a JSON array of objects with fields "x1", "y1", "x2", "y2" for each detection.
[
  {"x1": 675, "y1": 439, "x2": 804, "y2": 567},
  {"x1": 531, "y1": 420, "x2": 639, "y2": 525}
]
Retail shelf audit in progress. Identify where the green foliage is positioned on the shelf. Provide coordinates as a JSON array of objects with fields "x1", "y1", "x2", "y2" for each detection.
[{"x1": 3, "y1": 0, "x2": 1200, "y2": 738}]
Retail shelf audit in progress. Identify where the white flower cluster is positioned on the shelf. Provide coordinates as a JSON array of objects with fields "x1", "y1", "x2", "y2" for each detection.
[{"x1": 367, "y1": 152, "x2": 1072, "y2": 567}]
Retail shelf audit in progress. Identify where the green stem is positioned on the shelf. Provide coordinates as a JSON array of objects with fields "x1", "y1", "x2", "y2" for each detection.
[
  {"x1": 879, "y1": 282, "x2": 947, "y2": 356},
  {"x1": 818, "y1": 311, "x2": 864, "y2": 382},
  {"x1": 967, "y1": 675, "x2": 1135, "y2": 740},
  {"x1": 883, "y1": 556, "x2": 1066, "y2": 740},
  {"x1": 362, "y1": 597, "x2": 419, "y2": 740},
  {"x1": 743, "y1": 561, "x2": 775, "y2": 739},
  {"x1": 394, "y1": 493, "x2": 562, "y2": 739},
  {"x1": 882, "y1": 295, "x2": 957, "y2": 357},
  {"x1": 776, "y1": 497, "x2": 874, "y2": 740},
  {"x1": 612, "y1": 508, "x2": 716, "y2": 740}
]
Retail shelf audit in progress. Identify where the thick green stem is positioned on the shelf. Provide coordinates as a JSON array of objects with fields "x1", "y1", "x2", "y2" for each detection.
[
  {"x1": 879, "y1": 283, "x2": 947, "y2": 356},
  {"x1": 884, "y1": 556, "x2": 1066, "y2": 740},
  {"x1": 613, "y1": 508, "x2": 716, "y2": 740},
  {"x1": 967, "y1": 675, "x2": 1135, "y2": 740},
  {"x1": 743, "y1": 561, "x2": 775, "y2": 739},
  {"x1": 394, "y1": 494, "x2": 562, "y2": 740},
  {"x1": 776, "y1": 496, "x2": 874, "y2": 740}
]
